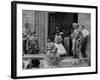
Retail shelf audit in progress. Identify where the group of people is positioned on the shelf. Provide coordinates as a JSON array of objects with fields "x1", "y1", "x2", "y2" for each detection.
[
  {"x1": 22, "y1": 22, "x2": 90, "y2": 68},
  {"x1": 48, "y1": 23, "x2": 89, "y2": 59}
]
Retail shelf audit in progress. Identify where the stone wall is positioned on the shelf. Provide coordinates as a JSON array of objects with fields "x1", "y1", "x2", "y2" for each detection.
[
  {"x1": 23, "y1": 10, "x2": 48, "y2": 53},
  {"x1": 35, "y1": 11, "x2": 48, "y2": 53},
  {"x1": 22, "y1": 10, "x2": 35, "y2": 32},
  {"x1": 78, "y1": 13, "x2": 91, "y2": 32}
]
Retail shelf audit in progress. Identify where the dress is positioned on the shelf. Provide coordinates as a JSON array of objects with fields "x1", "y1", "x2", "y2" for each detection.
[
  {"x1": 55, "y1": 43, "x2": 66, "y2": 55},
  {"x1": 54, "y1": 34, "x2": 66, "y2": 55}
]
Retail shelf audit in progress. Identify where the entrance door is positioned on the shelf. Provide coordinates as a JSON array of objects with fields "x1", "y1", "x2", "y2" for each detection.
[
  {"x1": 48, "y1": 12, "x2": 78, "y2": 39},
  {"x1": 48, "y1": 12, "x2": 78, "y2": 55}
]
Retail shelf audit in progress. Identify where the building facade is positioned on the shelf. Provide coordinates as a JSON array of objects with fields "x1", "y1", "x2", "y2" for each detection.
[{"x1": 22, "y1": 10, "x2": 90, "y2": 54}]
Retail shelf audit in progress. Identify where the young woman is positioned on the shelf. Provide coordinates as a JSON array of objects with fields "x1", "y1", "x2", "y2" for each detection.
[{"x1": 54, "y1": 32, "x2": 67, "y2": 57}]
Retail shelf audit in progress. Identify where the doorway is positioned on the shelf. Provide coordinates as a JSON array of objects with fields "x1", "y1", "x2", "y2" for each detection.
[
  {"x1": 48, "y1": 12, "x2": 78, "y2": 56},
  {"x1": 48, "y1": 12, "x2": 78, "y2": 41}
]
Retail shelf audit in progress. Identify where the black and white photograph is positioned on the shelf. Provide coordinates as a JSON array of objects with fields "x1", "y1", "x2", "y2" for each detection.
[
  {"x1": 11, "y1": 1, "x2": 97, "y2": 79},
  {"x1": 22, "y1": 11, "x2": 91, "y2": 69}
]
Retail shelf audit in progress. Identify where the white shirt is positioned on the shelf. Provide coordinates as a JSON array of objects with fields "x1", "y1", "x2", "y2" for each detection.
[{"x1": 82, "y1": 29, "x2": 89, "y2": 37}]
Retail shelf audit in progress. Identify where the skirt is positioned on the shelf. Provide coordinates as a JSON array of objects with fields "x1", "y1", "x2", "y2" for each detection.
[{"x1": 55, "y1": 43, "x2": 66, "y2": 55}]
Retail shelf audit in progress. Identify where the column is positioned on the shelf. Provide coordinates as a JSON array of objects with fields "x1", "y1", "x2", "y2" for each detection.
[{"x1": 35, "y1": 11, "x2": 48, "y2": 54}]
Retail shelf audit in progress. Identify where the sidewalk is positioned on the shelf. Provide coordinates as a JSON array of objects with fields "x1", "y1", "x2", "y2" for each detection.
[{"x1": 59, "y1": 56, "x2": 90, "y2": 67}]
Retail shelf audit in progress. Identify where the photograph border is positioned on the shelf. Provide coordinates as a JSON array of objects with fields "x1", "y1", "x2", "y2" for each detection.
[{"x1": 11, "y1": 1, "x2": 98, "y2": 79}]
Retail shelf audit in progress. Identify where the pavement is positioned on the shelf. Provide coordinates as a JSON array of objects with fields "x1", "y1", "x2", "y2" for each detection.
[{"x1": 59, "y1": 56, "x2": 90, "y2": 67}]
